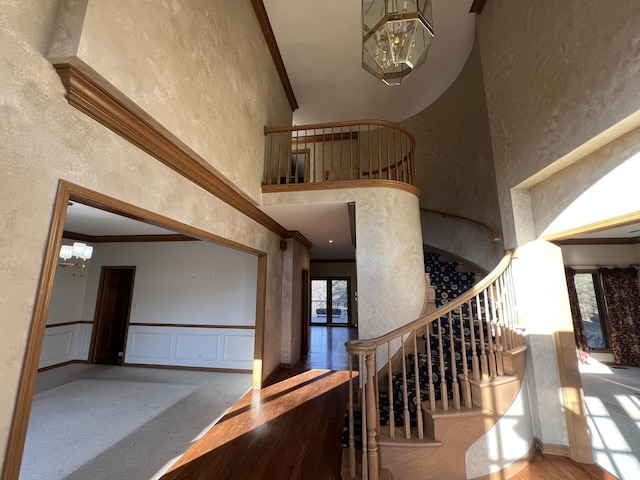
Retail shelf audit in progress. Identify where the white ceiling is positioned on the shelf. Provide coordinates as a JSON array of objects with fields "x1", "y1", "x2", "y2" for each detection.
[
  {"x1": 64, "y1": 203, "x2": 175, "y2": 236},
  {"x1": 263, "y1": 0, "x2": 477, "y2": 124}
]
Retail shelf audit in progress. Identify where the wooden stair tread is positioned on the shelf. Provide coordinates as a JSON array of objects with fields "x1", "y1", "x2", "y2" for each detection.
[
  {"x1": 422, "y1": 405, "x2": 490, "y2": 420},
  {"x1": 468, "y1": 374, "x2": 520, "y2": 387},
  {"x1": 378, "y1": 426, "x2": 442, "y2": 447}
]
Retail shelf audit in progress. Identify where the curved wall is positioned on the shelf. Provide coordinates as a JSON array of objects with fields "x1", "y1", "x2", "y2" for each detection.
[{"x1": 403, "y1": 39, "x2": 503, "y2": 269}]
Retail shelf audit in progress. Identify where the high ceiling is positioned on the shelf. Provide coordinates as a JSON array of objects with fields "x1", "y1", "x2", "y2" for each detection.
[{"x1": 263, "y1": 0, "x2": 477, "y2": 124}]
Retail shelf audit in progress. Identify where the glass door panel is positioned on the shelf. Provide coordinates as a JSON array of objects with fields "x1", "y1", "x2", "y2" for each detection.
[
  {"x1": 311, "y1": 279, "x2": 328, "y2": 324},
  {"x1": 331, "y1": 279, "x2": 349, "y2": 324}
]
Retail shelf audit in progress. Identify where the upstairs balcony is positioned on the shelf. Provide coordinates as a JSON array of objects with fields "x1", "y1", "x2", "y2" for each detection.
[{"x1": 262, "y1": 120, "x2": 417, "y2": 190}]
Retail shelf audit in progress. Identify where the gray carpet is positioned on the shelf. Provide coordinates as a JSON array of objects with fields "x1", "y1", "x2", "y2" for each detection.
[{"x1": 19, "y1": 364, "x2": 252, "y2": 480}]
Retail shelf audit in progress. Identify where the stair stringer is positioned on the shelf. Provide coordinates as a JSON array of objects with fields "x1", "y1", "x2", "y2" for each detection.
[{"x1": 377, "y1": 346, "x2": 528, "y2": 480}]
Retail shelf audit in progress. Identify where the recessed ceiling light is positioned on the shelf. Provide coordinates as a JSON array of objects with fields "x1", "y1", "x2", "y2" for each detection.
[{"x1": 328, "y1": 240, "x2": 334, "y2": 243}]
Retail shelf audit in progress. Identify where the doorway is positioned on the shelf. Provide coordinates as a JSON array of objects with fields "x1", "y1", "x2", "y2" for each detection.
[
  {"x1": 311, "y1": 277, "x2": 350, "y2": 326},
  {"x1": 91, "y1": 266, "x2": 135, "y2": 365}
]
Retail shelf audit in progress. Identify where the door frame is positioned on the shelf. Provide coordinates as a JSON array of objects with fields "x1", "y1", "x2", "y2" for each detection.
[
  {"x1": 301, "y1": 269, "x2": 310, "y2": 355},
  {"x1": 4, "y1": 181, "x2": 269, "y2": 480},
  {"x1": 89, "y1": 266, "x2": 136, "y2": 364}
]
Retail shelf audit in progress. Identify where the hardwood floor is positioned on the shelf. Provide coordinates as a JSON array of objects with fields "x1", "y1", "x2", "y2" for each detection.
[
  {"x1": 161, "y1": 326, "x2": 357, "y2": 480},
  {"x1": 161, "y1": 326, "x2": 614, "y2": 480}
]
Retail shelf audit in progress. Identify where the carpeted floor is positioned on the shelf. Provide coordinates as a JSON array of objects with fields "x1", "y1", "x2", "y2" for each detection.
[{"x1": 19, "y1": 364, "x2": 252, "y2": 480}]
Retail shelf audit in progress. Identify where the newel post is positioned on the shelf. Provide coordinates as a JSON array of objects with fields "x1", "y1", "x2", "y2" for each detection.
[{"x1": 364, "y1": 352, "x2": 379, "y2": 480}]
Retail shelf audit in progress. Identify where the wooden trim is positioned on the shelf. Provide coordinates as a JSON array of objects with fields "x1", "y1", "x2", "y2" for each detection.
[
  {"x1": 62, "y1": 231, "x2": 93, "y2": 242},
  {"x1": 470, "y1": 0, "x2": 488, "y2": 14},
  {"x1": 542, "y1": 210, "x2": 640, "y2": 242},
  {"x1": 249, "y1": 0, "x2": 298, "y2": 111},
  {"x1": 129, "y1": 323, "x2": 256, "y2": 330},
  {"x1": 286, "y1": 230, "x2": 313, "y2": 249},
  {"x1": 52, "y1": 62, "x2": 289, "y2": 239},
  {"x1": 2, "y1": 183, "x2": 69, "y2": 480},
  {"x1": 421, "y1": 208, "x2": 501, "y2": 242},
  {"x1": 554, "y1": 236, "x2": 640, "y2": 245},
  {"x1": 294, "y1": 131, "x2": 359, "y2": 143},
  {"x1": 535, "y1": 438, "x2": 572, "y2": 457},
  {"x1": 263, "y1": 179, "x2": 421, "y2": 197},
  {"x1": 45, "y1": 320, "x2": 93, "y2": 328},
  {"x1": 553, "y1": 331, "x2": 594, "y2": 463},
  {"x1": 37, "y1": 359, "x2": 90, "y2": 373},
  {"x1": 63, "y1": 230, "x2": 197, "y2": 243},
  {"x1": 262, "y1": 364, "x2": 284, "y2": 387},
  {"x1": 348, "y1": 202, "x2": 356, "y2": 248},
  {"x1": 121, "y1": 363, "x2": 252, "y2": 374},
  {"x1": 469, "y1": 441, "x2": 536, "y2": 480},
  {"x1": 253, "y1": 255, "x2": 268, "y2": 390},
  {"x1": 5, "y1": 180, "x2": 270, "y2": 480}
]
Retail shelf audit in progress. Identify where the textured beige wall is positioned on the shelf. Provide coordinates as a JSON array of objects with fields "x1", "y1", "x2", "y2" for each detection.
[
  {"x1": 477, "y1": 0, "x2": 640, "y2": 248},
  {"x1": 49, "y1": 0, "x2": 292, "y2": 203},
  {"x1": 403, "y1": 39, "x2": 503, "y2": 268},
  {"x1": 560, "y1": 243, "x2": 640, "y2": 268},
  {"x1": 0, "y1": 0, "x2": 292, "y2": 469},
  {"x1": 263, "y1": 187, "x2": 425, "y2": 341},
  {"x1": 280, "y1": 238, "x2": 310, "y2": 366}
]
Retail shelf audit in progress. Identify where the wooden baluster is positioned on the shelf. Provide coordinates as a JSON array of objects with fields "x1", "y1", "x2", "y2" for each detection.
[
  {"x1": 368, "y1": 124, "x2": 372, "y2": 180},
  {"x1": 348, "y1": 354, "x2": 356, "y2": 479},
  {"x1": 438, "y1": 317, "x2": 448, "y2": 410},
  {"x1": 387, "y1": 342, "x2": 395, "y2": 438},
  {"x1": 468, "y1": 299, "x2": 480, "y2": 382},
  {"x1": 506, "y1": 266, "x2": 519, "y2": 347},
  {"x1": 386, "y1": 126, "x2": 390, "y2": 180},
  {"x1": 358, "y1": 125, "x2": 363, "y2": 180},
  {"x1": 489, "y1": 284, "x2": 504, "y2": 376},
  {"x1": 412, "y1": 331, "x2": 424, "y2": 439},
  {"x1": 303, "y1": 129, "x2": 308, "y2": 184},
  {"x1": 349, "y1": 128, "x2": 353, "y2": 180},
  {"x1": 289, "y1": 131, "x2": 294, "y2": 184},
  {"x1": 483, "y1": 289, "x2": 498, "y2": 378},
  {"x1": 365, "y1": 353, "x2": 379, "y2": 480},
  {"x1": 459, "y1": 304, "x2": 473, "y2": 408},
  {"x1": 313, "y1": 129, "x2": 317, "y2": 183},
  {"x1": 425, "y1": 326, "x2": 436, "y2": 411},
  {"x1": 330, "y1": 127, "x2": 334, "y2": 181},
  {"x1": 400, "y1": 339, "x2": 411, "y2": 438},
  {"x1": 275, "y1": 132, "x2": 282, "y2": 185},
  {"x1": 448, "y1": 311, "x2": 461, "y2": 410},
  {"x1": 361, "y1": 355, "x2": 368, "y2": 480},
  {"x1": 374, "y1": 352, "x2": 380, "y2": 437},
  {"x1": 476, "y1": 294, "x2": 489, "y2": 379}
]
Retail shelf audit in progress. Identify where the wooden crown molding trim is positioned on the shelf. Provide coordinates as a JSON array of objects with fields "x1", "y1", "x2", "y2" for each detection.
[
  {"x1": 554, "y1": 236, "x2": 640, "y2": 246},
  {"x1": 542, "y1": 210, "x2": 640, "y2": 242},
  {"x1": 52, "y1": 62, "x2": 288, "y2": 239},
  {"x1": 250, "y1": 0, "x2": 298, "y2": 111},
  {"x1": 286, "y1": 230, "x2": 313, "y2": 249},
  {"x1": 470, "y1": 0, "x2": 488, "y2": 14},
  {"x1": 63, "y1": 230, "x2": 196, "y2": 243},
  {"x1": 129, "y1": 322, "x2": 256, "y2": 330}
]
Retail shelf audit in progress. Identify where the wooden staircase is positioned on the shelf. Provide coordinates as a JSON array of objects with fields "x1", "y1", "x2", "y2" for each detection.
[{"x1": 343, "y1": 252, "x2": 526, "y2": 480}]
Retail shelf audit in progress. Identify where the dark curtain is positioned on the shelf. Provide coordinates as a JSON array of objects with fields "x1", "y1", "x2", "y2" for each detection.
[
  {"x1": 564, "y1": 268, "x2": 589, "y2": 354},
  {"x1": 599, "y1": 267, "x2": 640, "y2": 366}
]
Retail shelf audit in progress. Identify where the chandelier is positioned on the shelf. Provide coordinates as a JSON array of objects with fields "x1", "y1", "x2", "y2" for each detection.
[
  {"x1": 362, "y1": 0, "x2": 435, "y2": 86},
  {"x1": 58, "y1": 242, "x2": 94, "y2": 276}
]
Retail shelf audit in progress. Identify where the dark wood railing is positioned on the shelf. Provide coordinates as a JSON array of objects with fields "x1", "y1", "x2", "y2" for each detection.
[{"x1": 263, "y1": 120, "x2": 417, "y2": 187}]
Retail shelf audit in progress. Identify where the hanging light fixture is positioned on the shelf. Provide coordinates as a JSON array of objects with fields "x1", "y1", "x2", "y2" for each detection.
[
  {"x1": 58, "y1": 242, "x2": 94, "y2": 276},
  {"x1": 362, "y1": 0, "x2": 435, "y2": 86}
]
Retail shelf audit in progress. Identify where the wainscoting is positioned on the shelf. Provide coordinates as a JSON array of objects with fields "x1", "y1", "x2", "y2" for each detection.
[
  {"x1": 39, "y1": 322, "x2": 92, "y2": 369},
  {"x1": 124, "y1": 325, "x2": 255, "y2": 370}
]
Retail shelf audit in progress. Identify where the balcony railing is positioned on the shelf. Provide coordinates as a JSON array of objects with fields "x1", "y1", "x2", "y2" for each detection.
[{"x1": 263, "y1": 120, "x2": 417, "y2": 187}]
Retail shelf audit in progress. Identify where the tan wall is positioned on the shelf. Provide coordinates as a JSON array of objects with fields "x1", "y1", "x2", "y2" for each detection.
[
  {"x1": 263, "y1": 187, "x2": 425, "y2": 342},
  {"x1": 476, "y1": 0, "x2": 640, "y2": 248},
  {"x1": 560, "y1": 243, "x2": 640, "y2": 268},
  {"x1": 403, "y1": 40, "x2": 503, "y2": 269},
  {"x1": 0, "y1": 0, "x2": 293, "y2": 469}
]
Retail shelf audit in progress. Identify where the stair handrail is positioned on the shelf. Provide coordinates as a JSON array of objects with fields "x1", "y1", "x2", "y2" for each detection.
[
  {"x1": 420, "y1": 207, "x2": 501, "y2": 242},
  {"x1": 346, "y1": 251, "x2": 513, "y2": 355},
  {"x1": 344, "y1": 251, "x2": 522, "y2": 480}
]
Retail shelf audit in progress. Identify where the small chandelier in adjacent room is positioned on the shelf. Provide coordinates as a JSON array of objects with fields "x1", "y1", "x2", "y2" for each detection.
[
  {"x1": 58, "y1": 242, "x2": 94, "y2": 276},
  {"x1": 362, "y1": 0, "x2": 435, "y2": 86}
]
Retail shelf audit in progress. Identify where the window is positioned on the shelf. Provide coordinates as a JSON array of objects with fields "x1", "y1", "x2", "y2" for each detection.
[
  {"x1": 574, "y1": 271, "x2": 610, "y2": 350},
  {"x1": 311, "y1": 278, "x2": 350, "y2": 325}
]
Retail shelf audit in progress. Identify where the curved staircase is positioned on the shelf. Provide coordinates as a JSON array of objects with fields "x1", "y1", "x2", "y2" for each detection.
[{"x1": 343, "y1": 252, "x2": 527, "y2": 479}]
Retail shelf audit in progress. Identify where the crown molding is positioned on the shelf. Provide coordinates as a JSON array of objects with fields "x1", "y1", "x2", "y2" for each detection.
[
  {"x1": 250, "y1": 0, "x2": 298, "y2": 111},
  {"x1": 52, "y1": 62, "x2": 292, "y2": 240}
]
